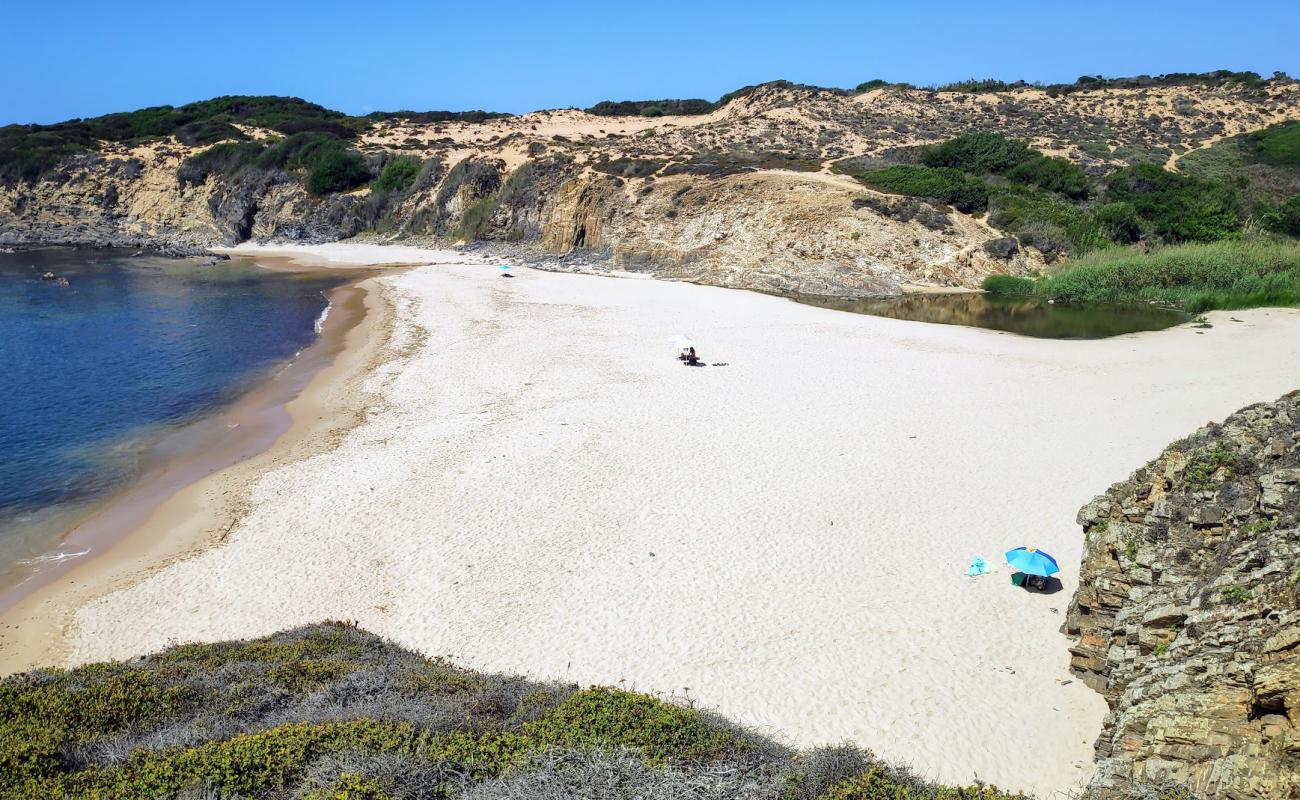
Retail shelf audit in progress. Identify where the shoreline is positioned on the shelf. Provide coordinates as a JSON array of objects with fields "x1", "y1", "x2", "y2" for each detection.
[{"x1": 0, "y1": 255, "x2": 397, "y2": 673}]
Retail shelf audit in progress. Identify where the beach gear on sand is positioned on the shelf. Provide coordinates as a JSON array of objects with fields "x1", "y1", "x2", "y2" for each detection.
[
  {"x1": 1011, "y1": 571, "x2": 1028, "y2": 587},
  {"x1": 966, "y1": 556, "x2": 988, "y2": 577},
  {"x1": 1005, "y1": 546, "x2": 1060, "y2": 577}
]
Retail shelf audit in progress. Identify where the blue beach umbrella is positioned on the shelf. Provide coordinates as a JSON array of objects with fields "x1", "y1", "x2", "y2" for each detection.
[{"x1": 1005, "y1": 546, "x2": 1060, "y2": 577}]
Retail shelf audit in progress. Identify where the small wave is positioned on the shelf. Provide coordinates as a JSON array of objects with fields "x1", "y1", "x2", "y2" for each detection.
[
  {"x1": 19, "y1": 547, "x2": 90, "y2": 566},
  {"x1": 314, "y1": 297, "x2": 333, "y2": 334}
]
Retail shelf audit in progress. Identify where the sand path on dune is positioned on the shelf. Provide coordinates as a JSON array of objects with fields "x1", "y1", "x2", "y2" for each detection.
[{"x1": 65, "y1": 261, "x2": 1300, "y2": 796}]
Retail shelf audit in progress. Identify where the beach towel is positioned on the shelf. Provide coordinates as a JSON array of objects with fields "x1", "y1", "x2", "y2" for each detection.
[{"x1": 966, "y1": 556, "x2": 988, "y2": 577}]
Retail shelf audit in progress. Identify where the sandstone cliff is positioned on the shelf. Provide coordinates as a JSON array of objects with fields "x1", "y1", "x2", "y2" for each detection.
[{"x1": 1067, "y1": 393, "x2": 1300, "y2": 799}]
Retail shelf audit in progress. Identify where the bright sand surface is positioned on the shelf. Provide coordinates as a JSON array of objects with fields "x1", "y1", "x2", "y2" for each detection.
[{"x1": 8, "y1": 244, "x2": 1300, "y2": 797}]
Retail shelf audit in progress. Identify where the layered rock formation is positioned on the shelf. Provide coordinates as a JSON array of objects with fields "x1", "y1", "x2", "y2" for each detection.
[{"x1": 1067, "y1": 393, "x2": 1300, "y2": 798}]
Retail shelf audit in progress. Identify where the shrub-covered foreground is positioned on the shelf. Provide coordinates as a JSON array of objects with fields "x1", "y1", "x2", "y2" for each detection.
[
  {"x1": 985, "y1": 239, "x2": 1300, "y2": 312},
  {"x1": 0, "y1": 623, "x2": 1024, "y2": 800}
]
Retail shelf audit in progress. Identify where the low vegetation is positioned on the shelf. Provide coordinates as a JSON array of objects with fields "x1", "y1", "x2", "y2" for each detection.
[
  {"x1": 365, "y1": 110, "x2": 512, "y2": 124},
  {"x1": 984, "y1": 239, "x2": 1300, "y2": 312},
  {"x1": 0, "y1": 96, "x2": 364, "y2": 184},
  {"x1": 177, "y1": 132, "x2": 373, "y2": 195},
  {"x1": 857, "y1": 165, "x2": 989, "y2": 213},
  {"x1": 0, "y1": 623, "x2": 1024, "y2": 800}
]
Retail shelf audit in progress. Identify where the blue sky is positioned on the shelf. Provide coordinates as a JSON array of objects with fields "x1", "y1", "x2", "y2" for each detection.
[{"x1": 4, "y1": 0, "x2": 1298, "y2": 125}]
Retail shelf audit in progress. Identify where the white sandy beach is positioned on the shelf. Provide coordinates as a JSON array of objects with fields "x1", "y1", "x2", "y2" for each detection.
[{"x1": 32, "y1": 248, "x2": 1300, "y2": 796}]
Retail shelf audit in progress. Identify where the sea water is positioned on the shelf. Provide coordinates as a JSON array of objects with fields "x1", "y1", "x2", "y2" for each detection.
[{"x1": 0, "y1": 248, "x2": 348, "y2": 581}]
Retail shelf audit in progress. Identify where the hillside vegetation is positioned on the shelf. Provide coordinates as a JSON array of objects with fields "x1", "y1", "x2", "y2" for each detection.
[{"x1": 0, "y1": 623, "x2": 1022, "y2": 800}]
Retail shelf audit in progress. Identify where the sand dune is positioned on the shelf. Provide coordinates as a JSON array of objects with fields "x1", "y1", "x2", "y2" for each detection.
[{"x1": 58, "y1": 250, "x2": 1300, "y2": 796}]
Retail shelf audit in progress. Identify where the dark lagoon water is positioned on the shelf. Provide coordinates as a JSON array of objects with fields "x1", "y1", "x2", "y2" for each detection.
[
  {"x1": 793, "y1": 291, "x2": 1190, "y2": 339},
  {"x1": 0, "y1": 249, "x2": 348, "y2": 573}
]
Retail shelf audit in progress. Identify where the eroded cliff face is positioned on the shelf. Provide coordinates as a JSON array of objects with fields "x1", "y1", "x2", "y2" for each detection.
[
  {"x1": 0, "y1": 141, "x2": 1032, "y2": 296},
  {"x1": 1067, "y1": 394, "x2": 1300, "y2": 799}
]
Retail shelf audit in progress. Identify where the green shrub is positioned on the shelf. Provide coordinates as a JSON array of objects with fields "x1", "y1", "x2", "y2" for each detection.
[
  {"x1": 920, "y1": 133, "x2": 1035, "y2": 175},
  {"x1": 373, "y1": 157, "x2": 421, "y2": 194},
  {"x1": 1093, "y1": 202, "x2": 1142, "y2": 243},
  {"x1": 585, "y1": 98, "x2": 714, "y2": 116},
  {"x1": 935, "y1": 79, "x2": 1021, "y2": 94},
  {"x1": 854, "y1": 79, "x2": 889, "y2": 92},
  {"x1": 857, "y1": 165, "x2": 989, "y2": 213},
  {"x1": 176, "y1": 140, "x2": 266, "y2": 187},
  {"x1": 1221, "y1": 585, "x2": 1251, "y2": 604},
  {"x1": 986, "y1": 185, "x2": 1107, "y2": 254},
  {"x1": 982, "y1": 275, "x2": 1035, "y2": 296},
  {"x1": 1105, "y1": 164, "x2": 1242, "y2": 243},
  {"x1": 524, "y1": 687, "x2": 741, "y2": 764},
  {"x1": 305, "y1": 149, "x2": 371, "y2": 195},
  {"x1": 1005, "y1": 155, "x2": 1090, "y2": 199},
  {"x1": 1266, "y1": 195, "x2": 1300, "y2": 236},
  {"x1": 1184, "y1": 442, "x2": 1235, "y2": 489}
]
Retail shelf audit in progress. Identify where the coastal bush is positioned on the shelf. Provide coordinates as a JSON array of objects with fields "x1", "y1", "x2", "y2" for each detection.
[
  {"x1": 365, "y1": 110, "x2": 512, "y2": 124},
  {"x1": 372, "y1": 157, "x2": 421, "y2": 194},
  {"x1": 853, "y1": 79, "x2": 890, "y2": 92},
  {"x1": 586, "y1": 98, "x2": 715, "y2": 116},
  {"x1": 1005, "y1": 155, "x2": 1091, "y2": 199},
  {"x1": 1034, "y1": 239, "x2": 1300, "y2": 311},
  {"x1": 935, "y1": 79, "x2": 1023, "y2": 93},
  {"x1": 301, "y1": 146, "x2": 370, "y2": 195},
  {"x1": 1104, "y1": 164, "x2": 1242, "y2": 243},
  {"x1": 857, "y1": 166, "x2": 989, "y2": 213},
  {"x1": 1093, "y1": 201, "x2": 1142, "y2": 244},
  {"x1": 176, "y1": 141, "x2": 266, "y2": 187},
  {"x1": 986, "y1": 186, "x2": 1107, "y2": 254},
  {"x1": 920, "y1": 133, "x2": 1035, "y2": 176},
  {"x1": 1264, "y1": 194, "x2": 1300, "y2": 236},
  {"x1": 982, "y1": 275, "x2": 1035, "y2": 296},
  {"x1": 523, "y1": 687, "x2": 743, "y2": 763}
]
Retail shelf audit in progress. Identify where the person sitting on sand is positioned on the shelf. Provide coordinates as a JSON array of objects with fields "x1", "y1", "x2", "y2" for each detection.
[{"x1": 686, "y1": 346, "x2": 701, "y2": 366}]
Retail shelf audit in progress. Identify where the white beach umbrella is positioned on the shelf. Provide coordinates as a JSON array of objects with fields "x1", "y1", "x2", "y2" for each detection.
[{"x1": 672, "y1": 336, "x2": 696, "y2": 349}]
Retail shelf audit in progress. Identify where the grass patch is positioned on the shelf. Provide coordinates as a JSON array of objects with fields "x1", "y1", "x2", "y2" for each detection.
[
  {"x1": 1034, "y1": 239, "x2": 1300, "y2": 311},
  {"x1": 1246, "y1": 122, "x2": 1300, "y2": 168},
  {"x1": 981, "y1": 275, "x2": 1035, "y2": 296}
]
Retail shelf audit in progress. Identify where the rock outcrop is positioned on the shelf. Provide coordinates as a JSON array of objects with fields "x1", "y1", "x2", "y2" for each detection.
[{"x1": 1067, "y1": 393, "x2": 1300, "y2": 799}]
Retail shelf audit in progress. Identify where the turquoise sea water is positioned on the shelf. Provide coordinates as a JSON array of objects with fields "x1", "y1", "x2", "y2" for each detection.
[{"x1": 0, "y1": 249, "x2": 347, "y2": 575}]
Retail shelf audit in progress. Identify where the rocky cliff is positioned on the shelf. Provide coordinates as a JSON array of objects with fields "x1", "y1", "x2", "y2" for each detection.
[
  {"x1": 5, "y1": 79, "x2": 1300, "y2": 297},
  {"x1": 1067, "y1": 393, "x2": 1300, "y2": 799}
]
